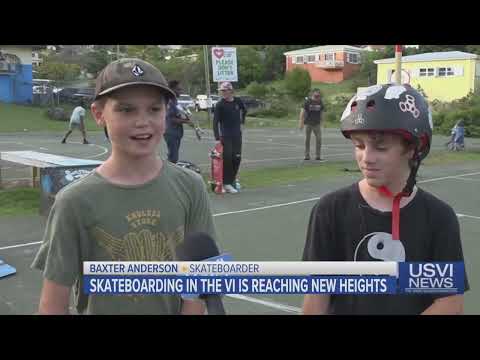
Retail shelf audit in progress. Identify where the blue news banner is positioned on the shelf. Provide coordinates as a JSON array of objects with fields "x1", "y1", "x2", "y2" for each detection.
[{"x1": 83, "y1": 262, "x2": 465, "y2": 296}]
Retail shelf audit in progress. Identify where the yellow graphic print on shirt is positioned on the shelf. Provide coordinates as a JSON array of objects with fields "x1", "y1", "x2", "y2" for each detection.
[{"x1": 92, "y1": 209, "x2": 185, "y2": 261}]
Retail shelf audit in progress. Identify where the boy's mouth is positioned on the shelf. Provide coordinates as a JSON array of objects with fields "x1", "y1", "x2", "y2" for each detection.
[
  {"x1": 362, "y1": 168, "x2": 381, "y2": 176},
  {"x1": 130, "y1": 134, "x2": 153, "y2": 140}
]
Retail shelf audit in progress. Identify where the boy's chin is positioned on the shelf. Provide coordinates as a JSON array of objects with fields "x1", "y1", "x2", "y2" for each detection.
[
  {"x1": 122, "y1": 143, "x2": 161, "y2": 158},
  {"x1": 364, "y1": 178, "x2": 384, "y2": 188}
]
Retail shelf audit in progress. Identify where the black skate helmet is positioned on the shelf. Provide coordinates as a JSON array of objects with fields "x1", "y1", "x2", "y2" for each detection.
[
  {"x1": 341, "y1": 83, "x2": 432, "y2": 161},
  {"x1": 340, "y1": 83, "x2": 434, "y2": 241}
]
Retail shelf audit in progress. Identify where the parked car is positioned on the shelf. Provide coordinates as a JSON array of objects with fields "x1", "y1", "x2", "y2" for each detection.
[
  {"x1": 72, "y1": 88, "x2": 95, "y2": 105},
  {"x1": 58, "y1": 87, "x2": 95, "y2": 105},
  {"x1": 177, "y1": 94, "x2": 195, "y2": 110},
  {"x1": 237, "y1": 95, "x2": 265, "y2": 111},
  {"x1": 195, "y1": 94, "x2": 221, "y2": 112},
  {"x1": 33, "y1": 79, "x2": 62, "y2": 95},
  {"x1": 58, "y1": 87, "x2": 77, "y2": 103},
  {"x1": 211, "y1": 95, "x2": 221, "y2": 107}
]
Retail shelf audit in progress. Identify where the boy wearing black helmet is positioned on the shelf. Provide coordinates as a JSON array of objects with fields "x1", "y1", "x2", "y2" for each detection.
[{"x1": 302, "y1": 84, "x2": 469, "y2": 315}]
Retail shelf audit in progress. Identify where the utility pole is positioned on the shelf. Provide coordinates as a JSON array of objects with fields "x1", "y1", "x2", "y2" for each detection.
[
  {"x1": 203, "y1": 45, "x2": 212, "y2": 124},
  {"x1": 395, "y1": 45, "x2": 402, "y2": 84}
]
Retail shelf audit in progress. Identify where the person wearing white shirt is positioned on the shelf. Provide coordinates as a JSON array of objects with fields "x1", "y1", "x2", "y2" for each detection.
[{"x1": 61, "y1": 101, "x2": 89, "y2": 144}]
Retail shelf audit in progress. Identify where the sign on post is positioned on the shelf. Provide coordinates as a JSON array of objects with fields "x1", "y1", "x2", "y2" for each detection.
[{"x1": 211, "y1": 47, "x2": 238, "y2": 82}]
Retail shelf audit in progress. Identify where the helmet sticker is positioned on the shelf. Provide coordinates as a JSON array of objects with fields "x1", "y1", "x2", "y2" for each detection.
[
  {"x1": 132, "y1": 64, "x2": 145, "y2": 77},
  {"x1": 341, "y1": 96, "x2": 357, "y2": 121},
  {"x1": 399, "y1": 94, "x2": 420, "y2": 118},
  {"x1": 384, "y1": 85, "x2": 407, "y2": 100},
  {"x1": 354, "y1": 114, "x2": 365, "y2": 125},
  {"x1": 356, "y1": 84, "x2": 383, "y2": 100}
]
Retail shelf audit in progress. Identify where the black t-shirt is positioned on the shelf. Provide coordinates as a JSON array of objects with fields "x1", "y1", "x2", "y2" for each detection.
[
  {"x1": 213, "y1": 97, "x2": 247, "y2": 140},
  {"x1": 303, "y1": 98, "x2": 324, "y2": 125},
  {"x1": 302, "y1": 183, "x2": 470, "y2": 315}
]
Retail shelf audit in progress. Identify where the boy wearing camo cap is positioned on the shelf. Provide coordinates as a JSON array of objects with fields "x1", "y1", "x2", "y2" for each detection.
[{"x1": 32, "y1": 58, "x2": 218, "y2": 315}]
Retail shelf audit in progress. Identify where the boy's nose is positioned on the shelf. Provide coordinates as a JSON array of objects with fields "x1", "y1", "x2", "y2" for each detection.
[
  {"x1": 135, "y1": 113, "x2": 149, "y2": 127},
  {"x1": 362, "y1": 146, "x2": 377, "y2": 164}
]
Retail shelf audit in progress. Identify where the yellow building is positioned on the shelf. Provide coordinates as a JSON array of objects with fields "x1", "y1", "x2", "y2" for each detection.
[{"x1": 374, "y1": 51, "x2": 480, "y2": 102}]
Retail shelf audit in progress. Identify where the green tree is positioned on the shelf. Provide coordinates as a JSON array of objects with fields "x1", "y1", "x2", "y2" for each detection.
[
  {"x1": 383, "y1": 45, "x2": 395, "y2": 58},
  {"x1": 126, "y1": 45, "x2": 168, "y2": 62},
  {"x1": 418, "y1": 45, "x2": 469, "y2": 53},
  {"x1": 84, "y1": 49, "x2": 110, "y2": 76},
  {"x1": 156, "y1": 49, "x2": 207, "y2": 95},
  {"x1": 416, "y1": 84, "x2": 428, "y2": 99},
  {"x1": 246, "y1": 81, "x2": 268, "y2": 98},
  {"x1": 36, "y1": 61, "x2": 81, "y2": 81},
  {"x1": 465, "y1": 45, "x2": 480, "y2": 55},
  {"x1": 285, "y1": 67, "x2": 311, "y2": 100},
  {"x1": 124, "y1": 45, "x2": 210, "y2": 94},
  {"x1": 236, "y1": 46, "x2": 266, "y2": 88},
  {"x1": 360, "y1": 51, "x2": 385, "y2": 85},
  {"x1": 263, "y1": 45, "x2": 312, "y2": 81}
]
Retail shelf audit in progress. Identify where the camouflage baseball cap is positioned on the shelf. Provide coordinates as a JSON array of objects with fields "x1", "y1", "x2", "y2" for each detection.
[{"x1": 94, "y1": 58, "x2": 176, "y2": 100}]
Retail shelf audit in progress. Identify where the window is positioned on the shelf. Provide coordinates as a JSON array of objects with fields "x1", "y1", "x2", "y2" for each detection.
[
  {"x1": 438, "y1": 67, "x2": 454, "y2": 77},
  {"x1": 306, "y1": 55, "x2": 316, "y2": 63},
  {"x1": 325, "y1": 53, "x2": 334, "y2": 62},
  {"x1": 295, "y1": 56, "x2": 304, "y2": 64},
  {"x1": 419, "y1": 68, "x2": 435, "y2": 77},
  {"x1": 347, "y1": 53, "x2": 360, "y2": 64}
]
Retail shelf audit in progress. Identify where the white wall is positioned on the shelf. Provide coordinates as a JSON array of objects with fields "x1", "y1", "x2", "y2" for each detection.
[{"x1": 1, "y1": 46, "x2": 32, "y2": 65}]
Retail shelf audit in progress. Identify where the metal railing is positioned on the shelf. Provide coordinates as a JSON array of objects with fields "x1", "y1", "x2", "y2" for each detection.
[{"x1": 316, "y1": 60, "x2": 345, "y2": 68}]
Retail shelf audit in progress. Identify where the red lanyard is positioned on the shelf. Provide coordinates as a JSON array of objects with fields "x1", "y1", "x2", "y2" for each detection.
[{"x1": 378, "y1": 186, "x2": 409, "y2": 241}]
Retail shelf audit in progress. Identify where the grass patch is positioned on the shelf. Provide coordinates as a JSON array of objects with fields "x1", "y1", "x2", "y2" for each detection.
[
  {"x1": 423, "y1": 149, "x2": 480, "y2": 166},
  {"x1": 203, "y1": 160, "x2": 357, "y2": 189},
  {"x1": 0, "y1": 103, "x2": 101, "y2": 133},
  {"x1": 238, "y1": 161, "x2": 357, "y2": 188},
  {"x1": 1, "y1": 150, "x2": 478, "y2": 216},
  {"x1": 192, "y1": 110, "x2": 339, "y2": 130},
  {"x1": 200, "y1": 149, "x2": 480, "y2": 190},
  {"x1": 0, "y1": 187, "x2": 40, "y2": 216}
]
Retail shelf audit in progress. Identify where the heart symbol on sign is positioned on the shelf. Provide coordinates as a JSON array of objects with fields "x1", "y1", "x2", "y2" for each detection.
[{"x1": 213, "y1": 49, "x2": 224, "y2": 59}]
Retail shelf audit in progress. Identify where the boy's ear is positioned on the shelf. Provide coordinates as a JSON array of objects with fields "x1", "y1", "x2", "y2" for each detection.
[{"x1": 91, "y1": 102, "x2": 106, "y2": 127}]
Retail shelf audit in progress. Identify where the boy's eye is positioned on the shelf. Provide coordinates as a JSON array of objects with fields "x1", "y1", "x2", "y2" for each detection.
[
  {"x1": 119, "y1": 107, "x2": 133, "y2": 113},
  {"x1": 151, "y1": 106, "x2": 162, "y2": 112}
]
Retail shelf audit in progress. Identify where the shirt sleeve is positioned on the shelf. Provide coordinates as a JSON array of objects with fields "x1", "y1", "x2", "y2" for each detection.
[
  {"x1": 186, "y1": 173, "x2": 219, "y2": 245},
  {"x1": 303, "y1": 100, "x2": 310, "y2": 113},
  {"x1": 167, "y1": 101, "x2": 180, "y2": 119},
  {"x1": 213, "y1": 102, "x2": 221, "y2": 140},
  {"x1": 31, "y1": 191, "x2": 86, "y2": 287},
  {"x1": 237, "y1": 98, "x2": 247, "y2": 124},
  {"x1": 302, "y1": 197, "x2": 338, "y2": 262}
]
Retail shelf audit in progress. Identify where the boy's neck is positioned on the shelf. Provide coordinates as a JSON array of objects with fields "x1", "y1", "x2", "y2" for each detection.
[
  {"x1": 98, "y1": 153, "x2": 163, "y2": 186},
  {"x1": 359, "y1": 179, "x2": 418, "y2": 212}
]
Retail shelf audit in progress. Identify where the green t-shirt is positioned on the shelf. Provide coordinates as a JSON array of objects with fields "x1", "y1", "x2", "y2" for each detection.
[{"x1": 31, "y1": 162, "x2": 218, "y2": 315}]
